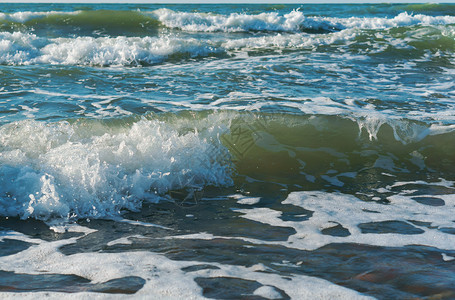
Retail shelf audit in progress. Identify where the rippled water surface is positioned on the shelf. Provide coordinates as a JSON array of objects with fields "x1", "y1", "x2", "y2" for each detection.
[{"x1": 1, "y1": 3, "x2": 455, "y2": 299}]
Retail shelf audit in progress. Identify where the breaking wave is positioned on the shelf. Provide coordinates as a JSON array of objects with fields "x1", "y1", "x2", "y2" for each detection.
[
  {"x1": 0, "y1": 32, "x2": 221, "y2": 66},
  {"x1": 1, "y1": 25, "x2": 454, "y2": 66},
  {"x1": 150, "y1": 9, "x2": 455, "y2": 32},
  {"x1": 1, "y1": 9, "x2": 455, "y2": 34},
  {"x1": 1, "y1": 111, "x2": 454, "y2": 221}
]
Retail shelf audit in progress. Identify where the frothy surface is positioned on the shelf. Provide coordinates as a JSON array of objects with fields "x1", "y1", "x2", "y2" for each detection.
[
  {"x1": 1, "y1": 3, "x2": 455, "y2": 299},
  {"x1": 0, "y1": 116, "x2": 232, "y2": 220}
]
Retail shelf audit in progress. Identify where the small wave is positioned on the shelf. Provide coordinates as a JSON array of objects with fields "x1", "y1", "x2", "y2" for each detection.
[
  {"x1": 396, "y1": 3, "x2": 455, "y2": 15},
  {"x1": 0, "y1": 10, "x2": 161, "y2": 36},
  {"x1": 222, "y1": 29, "x2": 358, "y2": 51},
  {"x1": 339, "y1": 12, "x2": 455, "y2": 29},
  {"x1": 148, "y1": 8, "x2": 344, "y2": 33},
  {"x1": 0, "y1": 32, "x2": 221, "y2": 66},
  {"x1": 0, "y1": 10, "x2": 79, "y2": 23}
]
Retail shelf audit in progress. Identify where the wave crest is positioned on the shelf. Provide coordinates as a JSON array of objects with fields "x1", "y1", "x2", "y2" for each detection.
[
  {"x1": 0, "y1": 116, "x2": 233, "y2": 220},
  {"x1": 0, "y1": 32, "x2": 221, "y2": 66},
  {"x1": 2, "y1": 9, "x2": 455, "y2": 34},
  {"x1": 1, "y1": 111, "x2": 455, "y2": 220}
]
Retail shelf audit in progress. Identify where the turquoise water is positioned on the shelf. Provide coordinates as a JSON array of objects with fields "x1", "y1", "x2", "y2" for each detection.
[{"x1": 1, "y1": 3, "x2": 455, "y2": 299}]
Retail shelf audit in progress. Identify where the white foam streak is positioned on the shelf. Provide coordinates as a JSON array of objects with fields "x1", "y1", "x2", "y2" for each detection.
[
  {"x1": 223, "y1": 30, "x2": 358, "y2": 51},
  {"x1": 334, "y1": 12, "x2": 455, "y2": 30},
  {"x1": 234, "y1": 189, "x2": 455, "y2": 251},
  {"x1": 0, "y1": 228, "x2": 373, "y2": 299}
]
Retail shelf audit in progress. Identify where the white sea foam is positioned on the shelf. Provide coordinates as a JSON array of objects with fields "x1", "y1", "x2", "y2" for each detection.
[
  {"x1": 40, "y1": 36, "x2": 219, "y2": 66},
  {"x1": 0, "y1": 117, "x2": 232, "y2": 220},
  {"x1": 2, "y1": 110, "x2": 452, "y2": 222},
  {"x1": 0, "y1": 32, "x2": 220, "y2": 66},
  {"x1": 150, "y1": 9, "x2": 455, "y2": 32},
  {"x1": 0, "y1": 227, "x2": 374, "y2": 299},
  {"x1": 0, "y1": 32, "x2": 45, "y2": 65},
  {"x1": 0, "y1": 17, "x2": 453, "y2": 67},
  {"x1": 253, "y1": 285, "x2": 283, "y2": 299},
  {"x1": 222, "y1": 30, "x2": 358, "y2": 51},
  {"x1": 442, "y1": 253, "x2": 455, "y2": 261},
  {"x1": 2, "y1": 9, "x2": 455, "y2": 33},
  {"x1": 229, "y1": 194, "x2": 261, "y2": 205},
  {"x1": 332, "y1": 12, "x2": 455, "y2": 30},
  {"x1": 0, "y1": 11, "x2": 79, "y2": 23},
  {"x1": 233, "y1": 185, "x2": 455, "y2": 251},
  {"x1": 149, "y1": 9, "x2": 333, "y2": 32}
]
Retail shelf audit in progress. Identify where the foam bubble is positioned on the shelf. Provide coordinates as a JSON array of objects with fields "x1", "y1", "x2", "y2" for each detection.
[
  {"x1": 442, "y1": 253, "x2": 455, "y2": 261},
  {"x1": 229, "y1": 194, "x2": 261, "y2": 205},
  {"x1": 253, "y1": 285, "x2": 283, "y2": 299},
  {"x1": 106, "y1": 235, "x2": 145, "y2": 246}
]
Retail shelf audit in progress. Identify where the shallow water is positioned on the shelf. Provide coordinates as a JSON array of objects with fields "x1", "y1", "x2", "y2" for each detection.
[{"x1": 1, "y1": 3, "x2": 455, "y2": 299}]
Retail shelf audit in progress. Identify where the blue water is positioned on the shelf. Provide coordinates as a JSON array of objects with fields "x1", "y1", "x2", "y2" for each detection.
[{"x1": 1, "y1": 3, "x2": 455, "y2": 299}]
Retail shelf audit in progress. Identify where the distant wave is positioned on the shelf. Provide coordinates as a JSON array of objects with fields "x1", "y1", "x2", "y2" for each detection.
[
  {"x1": 1, "y1": 9, "x2": 455, "y2": 67},
  {"x1": 395, "y1": 3, "x2": 455, "y2": 14},
  {"x1": 1, "y1": 22, "x2": 454, "y2": 66},
  {"x1": 150, "y1": 9, "x2": 455, "y2": 32},
  {"x1": 1, "y1": 9, "x2": 455, "y2": 34},
  {"x1": 0, "y1": 32, "x2": 222, "y2": 66},
  {"x1": 0, "y1": 10, "x2": 159, "y2": 28}
]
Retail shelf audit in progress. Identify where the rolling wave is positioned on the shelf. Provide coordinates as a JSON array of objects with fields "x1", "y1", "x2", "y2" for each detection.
[
  {"x1": 1, "y1": 8, "x2": 454, "y2": 66},
  {"x1": 150, "y1": 9, "x2": 455, "y2": 32},
  {"x1": 1, "y1": 9, "x2": 455, "y2": 34},
  {"x1": 395, "y1": 3, "x2": 455, "y2": 15},
  {"x1": 0, "y1": 10, "x2": 160, "y2": 36},
  {"x1": 1, "y1": 24, "x2": 453, "y2": 66},
  {"x1": 0, "y1": 32, "x2": 221, "y2": 66}
]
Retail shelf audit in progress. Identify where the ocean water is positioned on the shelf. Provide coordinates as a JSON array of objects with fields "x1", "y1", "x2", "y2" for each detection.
[{"x1": 0, "y1": 3, "x2": 455, "y2": 299}]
